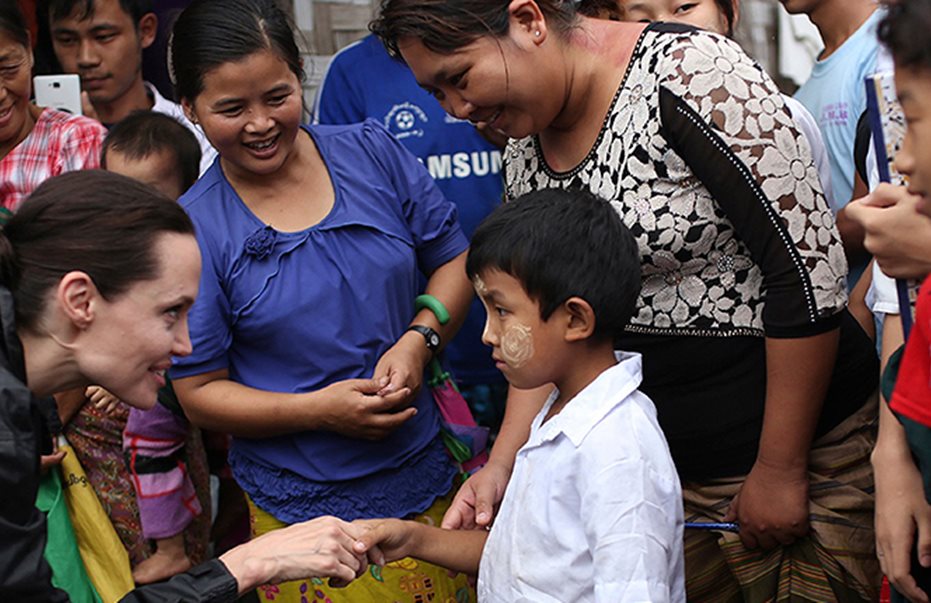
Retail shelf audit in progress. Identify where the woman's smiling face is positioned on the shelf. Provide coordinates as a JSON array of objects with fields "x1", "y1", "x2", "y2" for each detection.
[
  {"x1": 0, "y1": 29, "x2": 34, "y2": 156},
  {"x1": 184, "y1": 49, "x2": 305, "y2": 180}
]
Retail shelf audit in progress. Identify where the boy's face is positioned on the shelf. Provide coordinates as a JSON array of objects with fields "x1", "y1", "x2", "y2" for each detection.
[
  {"x1": 105, "y1": 148, "x2": 185, "y2": 200},
  {"x1": 473, "y1": 269, "x2": 568, "y2": 390},
  {"x1": 894, "y1": 64, "x2": 931, "y2": 217},
  {"x1": 50, "y1": 0, "x2": 155, "y2": 108}
]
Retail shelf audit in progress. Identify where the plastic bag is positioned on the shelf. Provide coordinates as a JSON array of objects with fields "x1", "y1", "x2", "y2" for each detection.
[
  {"x1": 36, "y1": 467, "x2": 101, "y2": 603},
  {"x1": 58, "y1": 436, "x2": 134, "y2": 603}
]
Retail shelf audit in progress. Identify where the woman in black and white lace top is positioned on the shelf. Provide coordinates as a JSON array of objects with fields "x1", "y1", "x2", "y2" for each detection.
[{"x1": 373, "y1": 1, "x2": 880, "y2": 600}]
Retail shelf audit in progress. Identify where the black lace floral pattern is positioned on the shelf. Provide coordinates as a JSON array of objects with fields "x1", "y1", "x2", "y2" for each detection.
[{"x1": 504, "y1": 26, "x2": 846, "y2": 337}]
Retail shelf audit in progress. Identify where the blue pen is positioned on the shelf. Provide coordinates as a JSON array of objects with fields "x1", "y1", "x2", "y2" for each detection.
[{"x1": 684, "y1": 521, "x2": 740, "y2": 533}]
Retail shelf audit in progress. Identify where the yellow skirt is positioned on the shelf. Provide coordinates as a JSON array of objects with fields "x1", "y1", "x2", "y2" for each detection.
[{"x1": 248, "y1": 491, "x2": 476, "y2": 603}]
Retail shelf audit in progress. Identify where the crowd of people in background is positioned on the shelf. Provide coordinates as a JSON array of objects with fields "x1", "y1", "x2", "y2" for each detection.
[{"x1": 3, "y1": 0, "x2": 931, "y2": 602}]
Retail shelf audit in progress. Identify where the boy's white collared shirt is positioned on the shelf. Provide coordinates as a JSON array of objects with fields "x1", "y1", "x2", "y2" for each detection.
[{"x1": 478, "y1": 352, "x2": 685, "y2": 602}]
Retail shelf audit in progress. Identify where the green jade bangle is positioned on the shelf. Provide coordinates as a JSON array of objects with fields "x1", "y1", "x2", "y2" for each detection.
[{"x1": 414, "y1": 294, "x2": 450, "y2": 325}]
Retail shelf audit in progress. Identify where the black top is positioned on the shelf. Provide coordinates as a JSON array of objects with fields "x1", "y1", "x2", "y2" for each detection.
[{"x1": 617, "y1": 310, "x2": 876, "y2": 479}]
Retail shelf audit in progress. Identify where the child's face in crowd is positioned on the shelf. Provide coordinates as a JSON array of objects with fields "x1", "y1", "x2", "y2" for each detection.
[
  {"x1": 620, "y1": 0, "x2": 731, "y2": 35},
  {"x1": 183, "y1": 49, "x2": 304, "y2": 179},
  {"x1": 50, "y1": 0, "x2": 155, "y2": 108},
  {"x1": 894, "y1": 65, "x2": 931, "y2": 217},
  {"x1": 0, "y1": 31, "x2": 34, "y2": 152},
  {"x1": 105, "y1": 148, "x2": 185, "y2": 200},
  {"x1": 474, "y1": 269, "x2": 567, "y2": 390}
]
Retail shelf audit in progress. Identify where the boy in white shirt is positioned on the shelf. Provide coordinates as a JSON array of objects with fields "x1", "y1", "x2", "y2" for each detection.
[{"x1": 352, "y1": 188, "x2": 685, "y2": 602}]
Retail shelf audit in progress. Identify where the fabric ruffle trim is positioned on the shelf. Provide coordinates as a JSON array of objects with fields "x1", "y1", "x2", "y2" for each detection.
[
  {"x1": 230, "y1": 435, "x2": 456, "y2": 523},
  {"x1": 243, "y1": 225, "x2": 277, "y2": 260}
]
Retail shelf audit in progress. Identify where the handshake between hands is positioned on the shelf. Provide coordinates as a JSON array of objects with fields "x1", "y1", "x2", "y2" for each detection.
[{"x1": 220, "y1": 516, "x2": 416, "y2": 593}]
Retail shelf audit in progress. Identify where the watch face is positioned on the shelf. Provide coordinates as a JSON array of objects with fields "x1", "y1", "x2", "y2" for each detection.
[{"x1": 428, "y1": 333, "x2": 440, "y2": 348}]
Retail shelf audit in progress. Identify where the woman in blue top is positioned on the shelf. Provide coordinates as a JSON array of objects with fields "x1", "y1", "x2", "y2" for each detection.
[{"x1": 167, "y1": 1, "x2": 474, "y2": 601}]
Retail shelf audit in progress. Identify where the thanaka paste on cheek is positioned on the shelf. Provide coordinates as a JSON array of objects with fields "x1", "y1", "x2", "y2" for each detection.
[{"x1": 501, "y1": 323, "x2": 533, "y2": 368}]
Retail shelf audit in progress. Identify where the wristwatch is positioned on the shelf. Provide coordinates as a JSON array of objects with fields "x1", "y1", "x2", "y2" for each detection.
[{"x1": 406, "y1": 324, "x2": 441, "y2": 355}]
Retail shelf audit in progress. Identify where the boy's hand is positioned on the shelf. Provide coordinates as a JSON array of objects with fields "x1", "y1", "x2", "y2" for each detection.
[
  {"x1": 351, "y1": 518, "x2": 417, "y2": 566},
  {"x1": 724, "y1": 460, "x2": 809, "y2": 549},
  {"x1": 86, "y1": 385, "x2": 123, "y2": 414},
  {"x1": 846, "y1": 184, "x2": 931, "y2": 279},
  {"x1": 441, "y1": 460, "x2": 511, "y2": 530},
  {"x1": 874, "y1": 446, "x2": 931, "y2": 603}
]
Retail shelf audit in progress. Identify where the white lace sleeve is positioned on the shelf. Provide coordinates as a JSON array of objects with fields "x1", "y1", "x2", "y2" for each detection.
[{"x1": 658, "y1": 31, "x2": 847, "y2": 334}]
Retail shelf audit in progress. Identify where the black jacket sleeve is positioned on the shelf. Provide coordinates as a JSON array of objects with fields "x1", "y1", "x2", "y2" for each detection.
[
  {"x1": 0, "y1": 379, "x2": 237, "y2": 603},
  {"x1": 119, "y1": 559, "x2": 238, "y2": 603},
  {"x1": 0, "y1": 386, "x2": 68, "y2": 603}
]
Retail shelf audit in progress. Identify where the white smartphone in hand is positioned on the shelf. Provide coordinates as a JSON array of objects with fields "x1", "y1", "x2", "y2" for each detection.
[{"x1": 33, "y1": 74, "x2": 83, "y2": 116}]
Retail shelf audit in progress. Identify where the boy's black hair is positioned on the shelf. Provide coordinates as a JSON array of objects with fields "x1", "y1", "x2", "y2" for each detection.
[
  {"x1": 467, "y1": 188, "x2": 641, "y2": 340},
  {"x1": 879, "y1": 0, "x2": 931, "y2": 71},
  {"x1": 47, "y1": 0, "x2": 153, "y2": 25},
  {"x1": 101, "y1": 111, "x2": 201, "y2": 192}
]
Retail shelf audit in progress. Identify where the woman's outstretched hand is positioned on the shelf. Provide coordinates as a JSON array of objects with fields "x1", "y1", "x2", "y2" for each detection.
[{"x1": 219, "y1": 516, "x2": 370, "y2": 593}]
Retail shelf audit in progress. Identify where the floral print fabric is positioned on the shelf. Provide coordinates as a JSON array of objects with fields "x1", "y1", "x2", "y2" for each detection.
[{"x1": 505, "y1": 24, "x2": 847, "y2": 338}]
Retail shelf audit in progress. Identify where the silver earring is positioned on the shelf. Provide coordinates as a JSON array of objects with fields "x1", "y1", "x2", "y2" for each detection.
[{"x1": 534, "y1": 30, "x2": 541, "y2": 37}]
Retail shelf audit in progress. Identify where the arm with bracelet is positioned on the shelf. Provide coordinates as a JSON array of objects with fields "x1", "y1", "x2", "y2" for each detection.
[
  {"x1": 405, "y1": 294, "x2": 450, "y2": 358},
  {"x1": 372, "y1": 254, "x2": 472, "y2": 400}
]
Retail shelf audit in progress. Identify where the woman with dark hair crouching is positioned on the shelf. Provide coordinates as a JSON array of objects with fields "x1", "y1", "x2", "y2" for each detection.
[{"x1": 0, "y1": 170, "x2": 369, "y2": 603}]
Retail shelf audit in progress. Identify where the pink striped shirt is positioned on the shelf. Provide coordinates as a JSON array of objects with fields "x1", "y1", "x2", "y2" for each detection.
[{"x1": 0, "y1": 108, "x2": 106, "y2": 211}]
